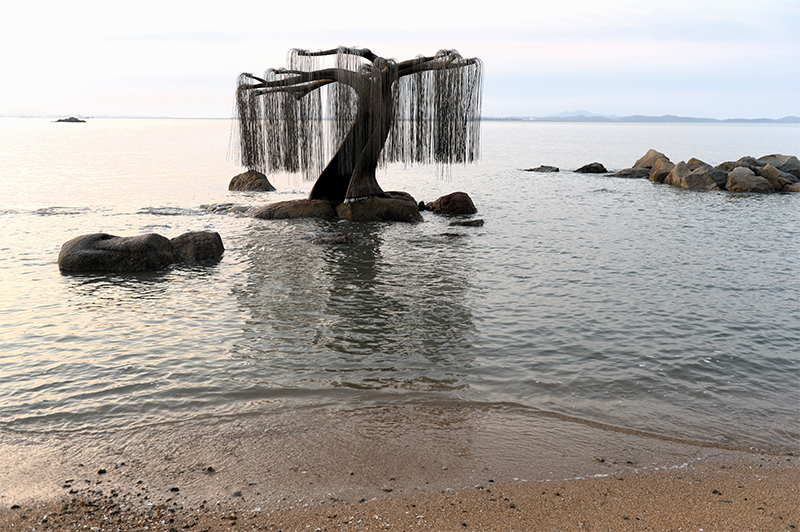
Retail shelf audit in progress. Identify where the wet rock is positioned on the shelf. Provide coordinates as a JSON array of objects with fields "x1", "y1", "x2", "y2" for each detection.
[
  {"x1": 336, "y1": 191, "x2": 423, "y2": 223},
  {"x1": 427, "y1": 192, "x2": 477, "y2": 215},
  {"x1": 575, "y1": 162, "x2": 607, "y2": 173},
  {"x1": 58, "y1": 233, "x2": 173, "y2": 272},
  {"x1": 525, "y1": 165, "x2": 559, "y2": 172},
  {"x1": 58, "y1": 232, "x2": 225, "y2": 272},
  {"x1": 665, "y1": 162, "x2": 720, "y2": 190},
  {"x1": 170, "y1": 231, "x2": 224, "y2": 263},
  {"x1": 228, "y1": 170, "x2": 276, "y2": 191},
  {"x1": 250, "y1": 199, "x2": 337, "y2": 220}
]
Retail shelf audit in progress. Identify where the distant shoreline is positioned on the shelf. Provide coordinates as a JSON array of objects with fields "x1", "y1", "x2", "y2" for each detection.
[
  {"x1": 2, "y1": 115, "x2": 799, "y2": 123},
  {"x1": 485, "y1": 115, "x2": 800, "y2": 124}
]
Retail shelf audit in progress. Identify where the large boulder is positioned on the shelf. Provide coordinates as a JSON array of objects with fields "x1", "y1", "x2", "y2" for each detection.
[
  {"x1": 726, "y1": 167, "x2": 774, "y2": 193},
  {"x1": 59, "y1": 233, "x2": 173, "y2": 272},
  {"x1": 757, "y1": 154, "x2": 800, "y2": 178},
  {"x1": 335, "y1": 192, "x2": 423, "y2": 223},
  {"x1": 58, "y1": 231, "x2": 224, "y2": 273},
  {"x1": 649, "y1": 159, "x2": 675, "y2": 183},
  {"x1": 250, "y1": 199, "x2": 337, "y2": 220},
  {"x1": 575, "y1": 162, "x2": 608, "y2": 173},
  {"x1": 170, "y1": 231, "x2": 224, "y2": 263},
  {"x1": 633, "y1": 149, "x2": 670, "y2": 169},
  {"x1": 426, "y1": 192, "x2": 477, "y2": 215},
  {"x1": 229, "y1": 170, "x2": 276, "y2": 191}
]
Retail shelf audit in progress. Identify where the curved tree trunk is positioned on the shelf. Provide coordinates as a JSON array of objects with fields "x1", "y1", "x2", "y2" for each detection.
[{"x1": 308, "y1": 70, "x2": 395, "y2": 203}]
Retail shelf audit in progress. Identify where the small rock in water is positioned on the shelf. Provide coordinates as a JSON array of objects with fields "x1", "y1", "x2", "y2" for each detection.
[
  {"x1": 449, "y1": 219, "x2": 484, "y2": 227},
  {"x1": 524, "y1": 165, "x2": 559, "y2": 172},
  {"x1": 311, "y1": 233, "x2": 356, "y2": 245}
]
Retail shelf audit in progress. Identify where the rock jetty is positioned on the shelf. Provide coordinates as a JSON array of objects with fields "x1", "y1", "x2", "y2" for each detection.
[{"x1": 620, "y1": 149, "x2": 800, "y2": 193}]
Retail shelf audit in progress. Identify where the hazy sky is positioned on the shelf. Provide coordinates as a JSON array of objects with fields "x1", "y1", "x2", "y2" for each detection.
[{"x1": 2, "y1": 0, "x2": 798, "y2": 119}]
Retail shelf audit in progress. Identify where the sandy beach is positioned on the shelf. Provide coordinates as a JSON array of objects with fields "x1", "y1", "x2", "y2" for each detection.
[{"x1": 1, "y1": 405, "x2": 797, "y2": 531}]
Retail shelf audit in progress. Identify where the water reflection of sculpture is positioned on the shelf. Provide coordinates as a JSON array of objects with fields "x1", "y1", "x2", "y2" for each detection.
[{"x1": 230, "y1": 220, "x2": 478, "y2": 394}]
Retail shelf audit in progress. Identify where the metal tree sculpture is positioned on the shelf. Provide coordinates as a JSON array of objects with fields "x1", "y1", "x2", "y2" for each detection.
[{"x1": 235, "y1": 47, "x2": 483, "y2": 203}]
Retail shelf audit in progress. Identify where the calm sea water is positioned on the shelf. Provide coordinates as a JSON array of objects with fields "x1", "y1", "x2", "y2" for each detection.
[{"x1": 1, "y1": 118, "x2": 798, "y2": 454}]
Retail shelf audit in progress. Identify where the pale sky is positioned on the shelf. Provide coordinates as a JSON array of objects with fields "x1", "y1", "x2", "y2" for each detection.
[{"x1": 2, "y1": 0, "x2": 798, "y2": 119}]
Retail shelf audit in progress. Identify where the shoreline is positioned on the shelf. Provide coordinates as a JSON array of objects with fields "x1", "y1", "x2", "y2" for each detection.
[{"x1": 2, "y1": 405, "x2": 798, "y2": 530}]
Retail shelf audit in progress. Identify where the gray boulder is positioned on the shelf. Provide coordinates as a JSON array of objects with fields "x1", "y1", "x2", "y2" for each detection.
[
  {"x1": 575, "y1": 162, "x2": 608, "y2": 173},
  {"x1": 726, "y1": 167, "x2": 774, "y2": 193},
  {"x1": 58, "y1": 231, "x2": 224, "y2": 272},
  {"x1": 229, "y1": 170, "x2": 276, "y2": 191}
]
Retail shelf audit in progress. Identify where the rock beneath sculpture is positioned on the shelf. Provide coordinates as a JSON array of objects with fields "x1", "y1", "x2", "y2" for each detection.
[
  {"x1": 250, "y1": 199, "x2": 337, "y2": 220},
  {"x1": 170, "y1": 231, "x2": 224, "y2": 263},
  {"x1": 229, "y1": 170, "x2": 276, "y2": 191},
  {"x1": 726, "y1": 167, "x2": 774, "y2": 193},
  {"x1": 575, "y1": 162, "x2": 607, "y2": 173},
  {"x1": 335, "y1": 192, "x2": 422, "y2": 223},
  {"x1": 611, "y1": 168, "x2": 650, "y2": 179},
  {"x1": 649, "y1": 159, "x2": 675, "y2": 183},
  {"x1": 525, "y1": 165, "x2": 559, "y2": 172},
  {"x1": 58, "y1": 231, "x2": 224, "y2": 272},
  {"x1": 427, "y1": 192, "x2": 477, "y2": 215},
  {"x1": 757, "y1": 154, "x2": 800, "y2": 178}
]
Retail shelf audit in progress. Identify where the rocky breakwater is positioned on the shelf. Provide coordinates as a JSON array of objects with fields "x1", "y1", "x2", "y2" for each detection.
[
  {"x1": 624, "y1": 149, "x2": 800, "y2": 193},
  {"x1": 58, "y1": 231, "x2": 224, "y2": 273}
]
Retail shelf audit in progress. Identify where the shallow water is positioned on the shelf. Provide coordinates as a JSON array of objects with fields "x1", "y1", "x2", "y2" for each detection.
[{"x1": 1, "y1": 118, "x2": 798, "y2": 455}]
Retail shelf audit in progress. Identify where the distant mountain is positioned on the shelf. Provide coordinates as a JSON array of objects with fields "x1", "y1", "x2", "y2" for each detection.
[{"x1": 484, "y1": 113, "x2": 800, "y2": 124}]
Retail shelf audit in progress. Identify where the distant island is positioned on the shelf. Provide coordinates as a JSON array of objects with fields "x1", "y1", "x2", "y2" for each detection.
[
  {"x1": 55, "y1": 117, "x2": 86, "y2": 123},
  {"x1": 485, "y1": 111, "x2": 799, "y2": 124}
]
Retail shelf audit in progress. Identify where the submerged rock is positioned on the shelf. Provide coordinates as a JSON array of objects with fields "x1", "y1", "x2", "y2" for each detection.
[
  {"x1": 58, "y1": 231, "x2": 224, "y2": 272},
  {"x1": 311, "y1": 233, "x2": 356, "y2": 245},
  {"x1": 524, "y1": 165, "x2": 559, "y2": 172}
]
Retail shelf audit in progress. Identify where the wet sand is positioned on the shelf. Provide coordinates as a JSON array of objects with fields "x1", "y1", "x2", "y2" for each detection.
[{"x1": 1, "y1": 404, "x2": 798, "y2": 530}]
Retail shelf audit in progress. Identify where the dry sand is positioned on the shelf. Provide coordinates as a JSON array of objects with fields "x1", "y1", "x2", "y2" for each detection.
[{"x1": 1, "y1": 404, "x2": 797, "y2": 531}]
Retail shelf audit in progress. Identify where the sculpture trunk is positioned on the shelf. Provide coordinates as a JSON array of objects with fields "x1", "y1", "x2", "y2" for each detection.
[{"x1": 309, "y1": 69, "x2": 395, "y2": 203}]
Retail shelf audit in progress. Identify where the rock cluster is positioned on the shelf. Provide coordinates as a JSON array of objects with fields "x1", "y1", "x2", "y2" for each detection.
[
  {"x1": 624, "y1": 149, "x2": 800, "y2": 193},
  {"x1": 58, "y1": 231, "x2": 224, "y2": 272},
  {"x1": 250, "y1": 191, "x2": 477, "y2": 223}
]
